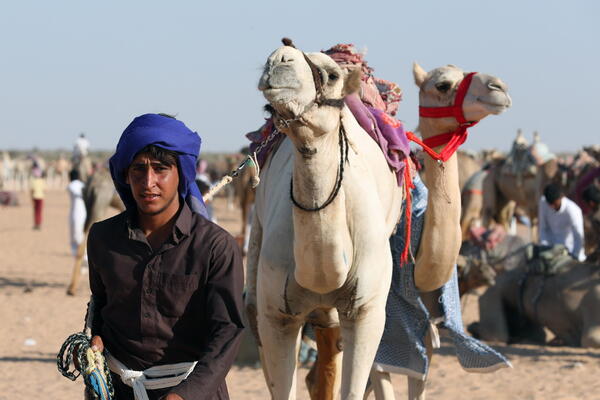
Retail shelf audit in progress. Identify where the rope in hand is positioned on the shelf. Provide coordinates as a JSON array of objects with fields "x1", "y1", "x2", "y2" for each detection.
[{"x1": 57, "y1": 312, "x2": 113, "y2": 400}]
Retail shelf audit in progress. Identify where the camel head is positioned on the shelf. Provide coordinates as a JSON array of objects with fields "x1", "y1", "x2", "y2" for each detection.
[
  {"x1": 413, "y1": 63, "x2": 511, "y2": 133},
  {"x1": 457, "y1": 255, "x2": 497, "y2": 295},
  {"x1": 259, "y1": 39, "x2": 361, "y2": 136}
]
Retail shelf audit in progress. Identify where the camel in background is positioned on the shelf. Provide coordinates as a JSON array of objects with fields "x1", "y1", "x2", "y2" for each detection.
[{"x1": 481, "y1": 131, "x2": 561, "y2": 241}]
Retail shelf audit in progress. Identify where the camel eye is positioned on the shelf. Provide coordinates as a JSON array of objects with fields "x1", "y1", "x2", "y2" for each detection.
[
  {"x1": 328, "y1": 73, "x2": 339, "y2": 81},
  {"x1": 435, "y1": 81, "x2": 452, "y2": 93}
]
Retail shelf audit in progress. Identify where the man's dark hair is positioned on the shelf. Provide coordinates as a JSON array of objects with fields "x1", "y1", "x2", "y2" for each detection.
[
  {"x1": 133, "y1": 145, "x2": 179, "y2": 167},
  {"x1": 69, "y1": 169, "x2": 80, "y2": 182},
  {"x1": 583, "y1": 185, "x2": 600, "y2": 204},
  {"x1": 544, "y1": 183, "x2": 563, "y2": 204}
]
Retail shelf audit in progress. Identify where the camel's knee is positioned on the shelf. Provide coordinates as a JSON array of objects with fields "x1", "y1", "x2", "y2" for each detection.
[{"x1": 581, "y1": 327, "x2": 600, "y2": 348}]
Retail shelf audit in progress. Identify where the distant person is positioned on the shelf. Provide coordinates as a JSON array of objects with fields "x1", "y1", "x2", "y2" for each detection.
[
  {"x1": 539, "y1": 183, "x2": 585, "y2": 261},
  {"x1": 196, "y1": 178, "x2": 216, "y2": 223},
  {"x1": 67, "y1": 169, "x2": 87, "y2": 259},
  {"x1": 72, "y1": 133, "x2": 90, "y2": 162},
  {"x1": 195, "y1": 158, "x2": 211, "y2": 186},
  {"x1": 582, "y1": 185, "x2": 600, "y2": 214},
  {"x1": 30, "y1": 168, "x2": 46, "y2": 230}
]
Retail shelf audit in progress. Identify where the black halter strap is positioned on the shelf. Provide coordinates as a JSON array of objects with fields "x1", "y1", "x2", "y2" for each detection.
[{"x1": 290, "y1": 124, "x2": 348, "y2": 212}]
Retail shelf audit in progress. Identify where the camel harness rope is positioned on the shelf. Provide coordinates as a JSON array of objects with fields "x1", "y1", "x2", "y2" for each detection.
[
  {"x1": 202, "y1": 127, "x2": 280, "y2": 202},
  {"x1": 57, "y1": 299, "x2": 114, "y2": 400}
]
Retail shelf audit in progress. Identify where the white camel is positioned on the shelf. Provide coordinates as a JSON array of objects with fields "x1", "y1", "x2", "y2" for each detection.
[{"x1": 245, "y1": 40, "x2": 511, "y2": 399}]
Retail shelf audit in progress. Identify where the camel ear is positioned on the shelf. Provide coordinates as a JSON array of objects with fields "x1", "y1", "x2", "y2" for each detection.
[
  {"x1": 413, "y1": 62, "x2": 427, "y2": 87},
  {"x1": 343, "y1": 67, "x2": 362, "y2": 96}
]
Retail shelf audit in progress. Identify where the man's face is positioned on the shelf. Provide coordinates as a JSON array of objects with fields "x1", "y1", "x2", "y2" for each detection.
[
  {"x1": 549, "y1": 197, "x2": 562, "y2": 211},
  {"x1": 126, "y1": 153, "x2": 180, "y2": 216}
]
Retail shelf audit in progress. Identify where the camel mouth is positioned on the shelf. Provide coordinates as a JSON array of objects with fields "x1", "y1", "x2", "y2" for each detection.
[
  {"x1": 478, "y1": 98, "x2": 511, "y2": 113},
  {"x1": 262, "y1": 87, "x2": 295, "y2": 93}
]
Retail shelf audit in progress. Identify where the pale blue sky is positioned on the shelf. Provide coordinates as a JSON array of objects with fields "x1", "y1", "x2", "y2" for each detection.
[{"x1": 1, "y1": 1, "x2": 598, "y2": 153}]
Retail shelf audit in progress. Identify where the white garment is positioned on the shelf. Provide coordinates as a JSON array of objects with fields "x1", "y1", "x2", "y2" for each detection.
[
  {"x1": 73, "y1": 137, "x2": 90, "y2": 158},
  {"x1": 106, "y1": 353, "x2": 197, "y2": 400},
  {"x1": 538, "y1": 196, "x2": 585, "y2": 261},
  {"x1": 67, "y1": 180, "x2": 86, "y2": 256}
]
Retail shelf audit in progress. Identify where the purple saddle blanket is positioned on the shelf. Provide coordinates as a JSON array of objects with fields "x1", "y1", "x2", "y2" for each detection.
[{"x1": 247, "y1": 96, "x2": 411, "y2": 187}]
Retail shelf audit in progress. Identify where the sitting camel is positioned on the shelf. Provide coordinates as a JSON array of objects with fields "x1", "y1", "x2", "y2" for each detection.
[
  {"x1": 457, "y1": 227, "x2": 526, "y2": 296},
  {"x1": 482, "y1": 131, "x2": 562, "y2": 241},
  {"x1": 245, "y1": 39, "x2": 511, "y2": 399},
  {"x1": 469, "y1": 243, "x2": 600, "y2": 348}
]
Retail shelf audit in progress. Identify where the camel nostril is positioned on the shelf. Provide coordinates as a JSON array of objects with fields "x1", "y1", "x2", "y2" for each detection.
[{"x1": 488, "y1": 82, "x2": 503, "y2": 92}]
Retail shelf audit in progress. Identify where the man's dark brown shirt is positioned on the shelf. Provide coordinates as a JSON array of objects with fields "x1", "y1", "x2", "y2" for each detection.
[{"x1": 88, "y1": 202, "x2": 244, "y2": 399}]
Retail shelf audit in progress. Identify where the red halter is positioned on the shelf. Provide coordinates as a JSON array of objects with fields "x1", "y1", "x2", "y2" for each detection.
[
  {"x1": 400, "y1": 72, "x2": 477, "y2": 263},
  {"x1": 406, "y1": 72, "x2": 478, "y2": 162}
]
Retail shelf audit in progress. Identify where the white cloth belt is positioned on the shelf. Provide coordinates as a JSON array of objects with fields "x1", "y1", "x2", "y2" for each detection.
[{"x1": 106, "y1": 352, "x2": 197, "y2": 400}]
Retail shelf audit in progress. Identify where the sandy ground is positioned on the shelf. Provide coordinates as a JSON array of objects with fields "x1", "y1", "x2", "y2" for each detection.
[{"x1": 1, "y1": 189, "x2": 600, "y2": 400}]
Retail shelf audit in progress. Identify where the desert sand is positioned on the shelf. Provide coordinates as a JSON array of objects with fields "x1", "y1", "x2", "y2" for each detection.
[{"x1": 1, "y1": 189, "x2": 599, "y2": 400}]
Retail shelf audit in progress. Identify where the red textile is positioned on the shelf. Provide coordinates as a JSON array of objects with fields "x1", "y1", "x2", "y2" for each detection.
[
  {"x1": 33, "y1": 198, "x2": 43, "y2": 227},
  {"x1": 401, "y1": 159, "x2": 415, "y2": 263},
  {"x1": 468, "y1": 225, "x2": 506, "y2": 251}
]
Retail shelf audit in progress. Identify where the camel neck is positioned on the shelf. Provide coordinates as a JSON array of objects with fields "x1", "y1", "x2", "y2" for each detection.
[
  {"x1": 287, "y1": 122, "x2": 352, "y2": 294},
  {"x1": 413, "y1": 121, "x2": 463, "y2": 291}
]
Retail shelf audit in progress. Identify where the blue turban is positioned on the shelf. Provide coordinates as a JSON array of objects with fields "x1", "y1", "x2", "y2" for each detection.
[{"x1": 109, "y1": 113, "x2": 208, "y2": 218}]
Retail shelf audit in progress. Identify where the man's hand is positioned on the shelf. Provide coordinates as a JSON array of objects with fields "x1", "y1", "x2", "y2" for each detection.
[
  {"x1": 161, "y1": 394, "x2": 184, "y2": 400},
  {"x1": 90, "y1": 335, "x2": 104, "y2": 352},
  {"x1": 74, "y1": 336, "x2": 104, "y2": 370}
]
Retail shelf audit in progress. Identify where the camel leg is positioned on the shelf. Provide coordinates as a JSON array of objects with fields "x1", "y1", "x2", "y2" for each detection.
[
  {"x1": 66, "y1": 238, "x2": 87, "y2": 296},
  {"x1": 339, "y1": 296, "x2": 387, "y2": 400},
  {"x1": 474, "y1": 283, "x2": 510, "y2": 343},
  {"x1": 306, "y1": 326, "x2": 342, "y2": 400},
  {"x1": 258, "y1": 313, "x2": 302, "y2": 399},
  {"x1": 406, "y1": 328, "x2": 433, "y2": 400},
  {"x1": 367, "y1": 368, "x2": 394, "y2": 400},
  {"x1": 407, "y1": 377, "x2": 425, "y2": 400},
  {"x1": 581, "y1": 286, "x2": 600, "y2": 348}
]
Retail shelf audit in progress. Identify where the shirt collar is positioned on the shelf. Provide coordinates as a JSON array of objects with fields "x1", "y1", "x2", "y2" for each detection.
[
  {"x1": 125, "y1": 198, "x2": 193, "y2": 243},
  {"x1": 173, "y1": 200, "x2": 192, "y2": 243}
]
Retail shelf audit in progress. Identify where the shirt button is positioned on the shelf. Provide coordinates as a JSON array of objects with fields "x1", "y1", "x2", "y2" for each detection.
[
  {"x1": 144, "y1": 312, "x2": 150, "y2": 318},
  {"x1": 145, "y1": 288, "x2": 153, "y2": 295}
]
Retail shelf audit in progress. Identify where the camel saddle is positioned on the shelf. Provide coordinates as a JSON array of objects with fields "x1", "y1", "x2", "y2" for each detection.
[
  {"x1": 525, "y1": 244, "x2": 574, "y2": 276},
  {"x1": 501, "y1": 142, "x2": 538, "y2": 181}
]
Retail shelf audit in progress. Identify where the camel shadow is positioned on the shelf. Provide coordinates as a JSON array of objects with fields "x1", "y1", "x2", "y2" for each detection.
[
  {"x1": 0, "y1": 276, "x2": 65, "y2": 290},
  {"x1": 0, "y1": 351, "x2": 57, "y2": 363},
  {"x1": 435, "y1": 337, "x2": 600, "y2": 359}
]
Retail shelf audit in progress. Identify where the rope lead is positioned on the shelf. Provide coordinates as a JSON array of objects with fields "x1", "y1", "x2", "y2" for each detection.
[{"x1": 57, "y1": 332, "x2": 114, "y2": 400}]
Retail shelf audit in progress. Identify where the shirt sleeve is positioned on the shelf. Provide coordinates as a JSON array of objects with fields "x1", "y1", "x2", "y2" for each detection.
[
  {"x1": 570, "y1": 203, "x2": 585, "y2": 261},
  {"x1": 170, "y1": 231, "x2": 245, "y2": 400},
  {"x1": 538, "y1": 198, "x2": 550, "y2": 245},
  {"x1": 87, "y1": 224, "x2": 107, "y2": 336}
]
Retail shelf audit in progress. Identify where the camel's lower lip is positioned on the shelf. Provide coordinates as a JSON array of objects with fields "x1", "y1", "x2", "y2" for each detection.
[
  {"x1": 479, "y1": 101, "x2": 510, "y2": 113},
  {"x1": 263, "y1": 87, "x2": 294, "y2": 93}
]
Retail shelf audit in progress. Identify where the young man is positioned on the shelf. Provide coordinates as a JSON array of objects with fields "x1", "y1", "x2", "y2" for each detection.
[
  {"x1": 87, "y1": 114, "x2": 244, "y2": 400},
  {"x1": 538, "y1": 183, "x2": 585, "y2": 261}
]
